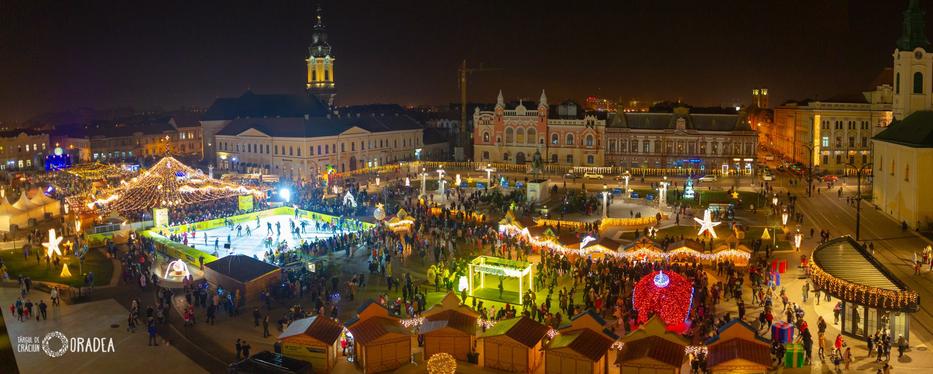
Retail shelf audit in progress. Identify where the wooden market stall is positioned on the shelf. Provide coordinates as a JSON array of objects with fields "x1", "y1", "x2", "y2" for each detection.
[
  {"x1": 385, "y1": 208, "x2": 415, "y2": 233},
  {"x1": 478, "y1": 316, "x2": 548, "y2": 373},
  {"x1": 420, "y1": 292, "x2": 480, "y2": 362},
  {"x1": 617, "y1": 316, "x2": 690, "y2": 374},
  {"x1": 278, "y1": 315, "x2": 343, "y2": 373},
  {"x1": 712, "y1": 244, "x2": 752, "y2": 267},
  {"x1": 544, "y1": 328, "x2": 613, "y2": 374},
  {"x1": 666, "y1": 240, "x2": 706, "y2": 263},
  {"x1": 202, "y1": 255, "x2": 281, "y2": 306},
  {"x1": 581, "y1": 237, "x2": 622, "y2": 259},
  {"x1": 622, "y1": 237, "x2": 664, "y2": 261},
  {"x1": 704, "y1": 320, "x2": 771, "y2": 374},
  {"x1": 345, "y1": 301, "x2": 412, "y2": 374}
]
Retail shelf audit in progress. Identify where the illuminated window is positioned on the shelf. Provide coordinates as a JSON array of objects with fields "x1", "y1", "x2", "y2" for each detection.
[
  {"x1": 551, "y1": 134, "x2": 559, "y2": 145},
  {"x1": 516, "y1": 128, "x2": 525, "y2": 143},
  {"x1": 482, "y1": 151, "x2": 489, "y2": 160},
  {"x1": 527, "y1": 128, "x2": 536, "y2": 144}
]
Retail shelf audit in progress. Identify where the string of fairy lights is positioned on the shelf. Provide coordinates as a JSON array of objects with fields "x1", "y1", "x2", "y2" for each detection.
[
  {"x1": 76, "y1": 156, "x2": 264, "y2": 214},
  {"x1": 809, "y1": 261, "x2": 919, "y2": 310}
]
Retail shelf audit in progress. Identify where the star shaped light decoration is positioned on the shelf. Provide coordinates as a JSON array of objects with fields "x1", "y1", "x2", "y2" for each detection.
[
  {"x1": 694, "y1": 209, "x2": 722, "y2": 239},
  {"x1": 43, "y1": 229, "x2": 64, "y2": 258}
]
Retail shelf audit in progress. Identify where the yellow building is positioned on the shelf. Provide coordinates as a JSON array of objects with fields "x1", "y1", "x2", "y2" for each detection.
[
  {"x1": 773, "y1": 75, "x2": 892, "y2": 175},
  {"x1": 306, "y1": 5, "x2": 336, "y2": 108},
  {"x1": 872, "y1": 0, "x2": 933, "y2": 230}
]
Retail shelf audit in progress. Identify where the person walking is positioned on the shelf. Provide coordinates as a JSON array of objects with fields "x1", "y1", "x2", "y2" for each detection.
[
  {"x1": 38, "y1": 300, "x2": 47, "y2": 320},
  {"x1": 147, "y1": 322, "x2": 158, "y2": 346},
  {"x1": 844, "y1": 347, "x2": 852, "y2": 370},
  {"x1": 897, "y1": 334, "x2": 907, "y2": 357},
  {"x1": 262, "y1": 315, "x2": 270, "y2": 338},
  {"x1": 235, "y1": 339, "x2": 242, "y2": 360},
  {"x1": 801, "y1": 282, "x2": 809, "y2": 303}
]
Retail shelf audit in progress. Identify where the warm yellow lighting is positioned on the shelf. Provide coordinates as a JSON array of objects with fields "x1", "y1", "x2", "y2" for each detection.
[{"x1": 60, "y1": 264, "x2": 72, "y2": 278}]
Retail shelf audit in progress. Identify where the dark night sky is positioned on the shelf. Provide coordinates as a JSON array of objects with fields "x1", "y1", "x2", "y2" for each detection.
[{"x1": 0, "y1": 0, "x2": 921, "y2": 122}]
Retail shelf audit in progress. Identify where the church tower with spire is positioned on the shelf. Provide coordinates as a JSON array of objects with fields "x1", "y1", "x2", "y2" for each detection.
[
  {"x1": 893, "y1": 0, "x2": 932, "y2": 119},
  {"x1": 306, "y1": 5, "x2": 336, "y2": 108}
]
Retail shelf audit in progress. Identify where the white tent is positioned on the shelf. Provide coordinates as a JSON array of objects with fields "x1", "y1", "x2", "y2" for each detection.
[
  {"x1": 30, "y1": 192, "x2": 61, "y2": 217},
  {"x1": 12, "y1": 192, "x2": 44, "y2": 220},
  {"x1": 0, "y1": 196, "x2": 26, "y2": 232}
]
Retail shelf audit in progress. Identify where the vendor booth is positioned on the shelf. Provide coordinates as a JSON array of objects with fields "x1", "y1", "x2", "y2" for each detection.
[
  {"x1": 0, "y1": 196, "x2": 25, "y2": 232},
  {"x1": 704, "y1": 320, "x2": 770, "y2": 374},
  {"x1": 278, "y1": 315, "x2": 343, "y2": 373},
  {"x1": 203, "y1": 255, "x2": 281, "y2": 306},
  {"x1": 544, "y1": 328, "x2": 613, "y2": 374},
  {"x1": 617, "y1": 316, "x2": 690, "y2": 374},
  {"x1": 479, "y1": 316, "x2": 548, "y2": 373},
  {"x1": 421, "y1": 292, "x2": 479, "y2": 362},
  {"x1": 345, "y1": 301, "x2": 412, "y2": 374}
]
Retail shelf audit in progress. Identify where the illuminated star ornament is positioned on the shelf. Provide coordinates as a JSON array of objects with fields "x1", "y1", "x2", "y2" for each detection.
[
  {"x1": 43, "y1": 229, "x2": 64, "y2": 258},
  {"x1": 694, "y1": 209, "x2": 721, "y2": 238}
]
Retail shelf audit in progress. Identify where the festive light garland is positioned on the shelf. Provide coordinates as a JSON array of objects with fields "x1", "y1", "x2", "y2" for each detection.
[
  {"x1": 426, "y1": 353, "x2": 457, "y2": 374},
  {"x1": 809, "y1": 261, "x2": 918, "y2": 310},
  {"x1": 477, "y1": 319, "x2": 497, "y2": 329},
  {"x1": 685, "y1": 345, "x2": 708, "y2": 356},
  {"x1": 611, "y1": 341, "x2": 625, "y2": 350},
  {"x1": 78, "y1": 156, "x2": 264, "y2": 214},
  {"x1": 545, "y1": 328, "x2": 559, "y2": 339},
  {"x1": 401, "y1": 317, "x2": 425, "y2": 329}
]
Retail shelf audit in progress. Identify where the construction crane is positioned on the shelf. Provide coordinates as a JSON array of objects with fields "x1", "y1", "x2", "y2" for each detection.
[{"x1": 457, "y1": 60, "x2": 502, "y2": 161}]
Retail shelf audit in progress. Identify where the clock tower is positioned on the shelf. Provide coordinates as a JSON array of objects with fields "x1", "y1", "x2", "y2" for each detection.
[{"x1": 306, "y1": 5, "x2": 336, "y2": 108}]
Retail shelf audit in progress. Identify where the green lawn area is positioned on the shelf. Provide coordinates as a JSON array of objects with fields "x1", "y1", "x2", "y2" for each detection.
[{"x1": 0, "y1": 247, "x2": 113, "y2": 288}]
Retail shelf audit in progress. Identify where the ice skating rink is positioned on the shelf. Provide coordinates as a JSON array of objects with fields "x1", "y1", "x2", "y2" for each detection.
[{"x1": 185, "y1": 214, "x2": 353, "y2": 259}]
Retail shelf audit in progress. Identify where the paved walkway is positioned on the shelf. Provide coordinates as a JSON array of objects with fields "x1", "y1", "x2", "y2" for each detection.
[{"x1": 0, "y1": 287, "x2": 205, "y2": 374}]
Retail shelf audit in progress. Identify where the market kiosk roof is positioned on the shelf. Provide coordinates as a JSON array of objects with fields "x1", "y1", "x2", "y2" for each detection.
[{"x1": 812, "y1": 236, "x2": 904, "y2": 291}]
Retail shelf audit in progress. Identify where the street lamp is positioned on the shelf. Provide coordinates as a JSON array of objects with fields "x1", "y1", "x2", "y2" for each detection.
[
  {"x1": 602, "y1": 184, "x2": 609, "y2": 218},
  {"x1": 658, "y1": 176, "x2": 669, "y2": 209},
  {"x1": 781, "y1": 209, "x2": 789, "y2": 226},
  {"x1": 845, "y1": 162, "x2": 873, "y2": 241}
]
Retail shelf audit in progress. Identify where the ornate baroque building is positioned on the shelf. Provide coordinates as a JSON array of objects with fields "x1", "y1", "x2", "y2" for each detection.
[
  {"x1": 306, "y1": 6, "x2": 336, "y2": 107},
  {"x1": 473, "y1": 90, "x2": 606, "y2": 166},
  {"x1": 605, "y1": 107, "x2": 758, "y2": 174}
]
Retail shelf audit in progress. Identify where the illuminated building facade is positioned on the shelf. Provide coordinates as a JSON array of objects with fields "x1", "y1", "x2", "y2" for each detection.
[
  {"x1": 0, "y1": 129, "x2": 50, "y2": 171},
  {"x1": 605, "y1": 107, "x2": 758, "y2": 174},
  {"x1": 473, "y1": 90, "x2": 606, "y2": 166},
  {"x1": 752, "y1": 88, "x2": 769, "y2": 108},
  {"x1": 306, "y1": 6, "x2": 336, "y2": 108}
]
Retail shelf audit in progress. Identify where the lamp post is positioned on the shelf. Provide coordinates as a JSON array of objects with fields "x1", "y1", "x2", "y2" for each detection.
[
  {"x1": 658, "y1": 176, "x2": 669, "y2": 209},
  {"x1": 781, "y1": 209, "x2": 789, "y2": 226},
  {"x1": 420, "y1": 168, "x2": 427, "y2": 197},
  {"x1": 602, "y1": 184, "x2": 609, "y2": 218},
  {"x1": 436, "y1": 169, "x2": 446, "y2": 194},
  {"x1": 845, "y1": 162, "x2": 873, "y2": 241},
  {"x1": 622, "y1": 171, "x2": 631, "y2": 194}
]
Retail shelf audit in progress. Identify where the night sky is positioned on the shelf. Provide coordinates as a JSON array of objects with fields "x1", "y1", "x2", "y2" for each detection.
[{"x1": 0, "y1": 0, "x2": 922, "y2": 122}]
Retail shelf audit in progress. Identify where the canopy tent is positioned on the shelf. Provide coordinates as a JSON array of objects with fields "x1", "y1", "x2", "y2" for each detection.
[
  {"x1": 30, "y1": 191, "x2": 61, "y2": 217},
  {"x1": 56, "y1": 161, "x2": 133, "y2": 181},
  {"x1": 0, "y1": 196, "x2": 26, "y2": 232},
  {"x1": 76, "y1": 156, "x2": 265, "y2": 215},
  {"x1": 12, "y1": 192, "x2": 44, "y2": 220}
]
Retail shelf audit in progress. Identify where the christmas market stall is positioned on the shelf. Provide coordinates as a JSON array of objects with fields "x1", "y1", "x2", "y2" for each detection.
[
  {"x1": 478, "y1": 316, "x2": 548, "y2": 373},
  {"x1": 385, "y1": 208, "x2": 415, "y2": 233},
  {"x1": 617, "y1": 316, "x2": 690, "y2": 374},
  {"x1": 810, "y1": 236, "x2": 919, "y2": 342},
  {"x1": 712, "y1": 244, "x2": 752, "y2": 267},
  {"x1": 665, "y1": 240, "x2": 706, "y2": 263},
  {"x1": 622, "y1": 237, "x2": 664, "y2": 261},
  {"x1": 580, "y1": 236, "x2": 622, "y2": 259},
  {"x1": 704, "y1": 320, "x2": 771, "y2": 374},
  {"x1": 420, "y1": 292, "x2": 480, "y2": 362},
  {"x1": 544, "y1": 311, "x2": 617, "y2": 374},
  {"x1": 467, "y1": 256, "x2": 534, "y2": 304},
  {"x1": 345, "y1": 301, "x2": 412, "y2": 374},
  {"x1": 0, "y1": 195, "x2": 26, "y2": 232},
  {"x1": 203, "y1": 255, "x2": 281, "y2": 306},
  {"x1": 278, "y1": 315, "x2": 344, "y2": 373}
]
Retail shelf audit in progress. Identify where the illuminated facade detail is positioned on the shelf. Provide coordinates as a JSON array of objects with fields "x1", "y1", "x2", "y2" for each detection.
[
  {"x1": 473, "y1": 90, "x2": 606, "y2": 166},
  {"x1": 306, "y1": 5, "x2": 336, "y2": 107}
]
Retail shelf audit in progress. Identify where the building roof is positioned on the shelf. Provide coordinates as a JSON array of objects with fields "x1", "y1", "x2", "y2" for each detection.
[
  {"x1": 0, "y1": 129, "x2": 47, "y2": 138},
  {"x1": 609, "y1": 112, "x2": 746, "y2": 132},
  {"x1": 482, "y1": 316, "x2": 548, "y2": 348},
  {"x1": 896, "y1": 0, "x2": 931, "y2": 52},
  {"x1": 822, "y1": 93, "x2": 869, "y2": 104},
  {"x1": 868, "y1": 68, "x2": 894, "y2": 89},
  {"x1": 204, "y1": 255, "x2": 280, "y2": 283},
  {"x1": 347, "y1": 316, "x2": 409, "y2": 345},
  {"x1": 811, "y1": 236, "x2": 908, "y2": 292},
  {"x1": 704, "y1": 319, "x2": 769, "y2": 346},
  {"x1": 202, "y1": 91, "x2": 330, "y2": 121},
  {"x1": 618, "y1": 335, "x2": 686, "y2": 368},
  {"x1": 873, "y1": 110, "x2": 933, "y2": 147},
  {"x1": 422, "y1": 310, "x2": 477, "y2": 335},
  {"x1": 278, "y1": 315, "x2": 343, "y2": 345},
  {"x1": 705, "y1": 338, "x2": 771, "y2": 368},
  {"x1": 215, "y1": 113, "x2": 422, "y2": 138},
  {"x1": 423, "y1": 128, "x2": 449, "y2": 145},
  {"x1": 548, "y1": 328, "x2": 613, "y2": 362}
]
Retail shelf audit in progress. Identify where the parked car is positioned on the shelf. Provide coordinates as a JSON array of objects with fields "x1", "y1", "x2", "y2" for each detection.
[
  {"x1": 698, "y1": 175, "x2": 718, "y2": 182},
  {"x1": 583, "y1": 172, "x2": 604, "y2": 180}
]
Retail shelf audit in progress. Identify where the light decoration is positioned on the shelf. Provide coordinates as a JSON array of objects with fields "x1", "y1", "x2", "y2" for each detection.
[
  {"x1": 683, "y1": 177, "x2": 696, "y2": 199},
  {"x1": 163, "y1": 259, "x2": 190, "y2": 279},
  {"x1": 477, "y1": 319, "x2": 497, "y2": 329},
  {"x1": 426, "y1": 353, "x2": 457, "y2": 374},
  {"x1": 43, "y1": 229, "x2": 63, "y2": 259},
  {"x1": 79, "y1": 156, "x2": 264, "y2": 214},
  {"x1": 611, "y1": 341, "x2": 625, "y2": 350},
  {"x1": 731, "y1": 190, "x2": 740, "y2": 199},
  {"x1": 694, "y1": 209, "x2": 721, "y2": 238},
  {"x1": 545, "y1": 328, "x2": 559, "y2": 339},
  {"x1": 60, "y1": 263, "x2": 72, "y2": 278},
  {"x1": 373, "y1": 203, "x2": 386, "y2": 221},
  {"x1": 633, "y1": 270, "x2": 694, "y2": 331},
  {"x1": 781, "y1": 210, "x2": 789, "y2": 226},
  {"x1": 468, "y1": 256, "x2": 534, "y2": 304},
  {"x1": 794, "y1": 232, "x2": 803, "y2": 249},
  {"x1": 405, "y1": 177, "x2": 411, "y2": 187},
  {"x1": 808, "y1": 260, "x2": 919, "y2": 310},
  {"x1": 685, "y1": 345, "x2": 708, "y2": 356},
  {"x1": 401, "y1": 317, "x2": 425, "y2": 329},
  {"x1": 580, "y1": 235, "x2": 597, "y2": 249},
  {"x1": 343, "y1": 191, "x2": 357, "y2": 208}
]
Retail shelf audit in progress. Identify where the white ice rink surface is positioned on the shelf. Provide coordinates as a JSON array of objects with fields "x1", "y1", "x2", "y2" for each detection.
[{"x1": 183, "y1": 214, "x2": 352, "y2": 260}]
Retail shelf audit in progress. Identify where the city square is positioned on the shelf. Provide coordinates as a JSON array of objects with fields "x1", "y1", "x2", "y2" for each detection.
[{"x1": 2, "y1": 1, "x2": 933, "y2": 374}]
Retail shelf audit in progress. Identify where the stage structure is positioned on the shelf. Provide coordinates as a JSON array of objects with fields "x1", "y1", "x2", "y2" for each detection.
[{"x1": 468, "y1": 256, "x2": 533, "y2": 304}]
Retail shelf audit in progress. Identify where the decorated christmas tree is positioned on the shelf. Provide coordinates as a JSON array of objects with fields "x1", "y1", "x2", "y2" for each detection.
[{"x1": 683, "y1": 177, "x2": 696, "y2": 200}]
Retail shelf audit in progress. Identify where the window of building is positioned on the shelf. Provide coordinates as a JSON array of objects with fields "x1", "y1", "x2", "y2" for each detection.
[
  {"x1": 835, "y1": 137, "x2": 841, "y2": 148},
  {"x1": 551, "y1": 133, "x2": 559, "y2": 145},
  {"x1": 632, "y1": 140, "x2": 639, "y2": 153},
  {"x1": 566, "y1": 133, "x2": 574, "y2": 145},
  {"x1": 503, "y1": 152, "x2": 510, "y2": 161},
  {"x1": 566, "y1": 154, "x2": 573, "y2": 163},
  {"x1": 318, "y1": 145, "x2": 322, "y2": 155},
  {"x1": 309, "y1": 146, "x2": 314, "y2": 155},
  {"x1": 848, "y1": 137, "x2": 855, "y2": 147},
  {"x1": 711, "y1": 142, "x2": 718, "y2": 155},
  {"x1": 516, "y1": 128, "x2": 525, "y2": 143},
  {"x1": 822, "y1": 121, "x2": 829, "y2": 130},
  {"x1": 822, "y1": 155, "x2": 829, "y2": 164},
  {"x1": 896, "y1": 72, "x2": 901, "y2": 94},
  {"x1": 836, "y1": 154, "x2": 842, "y2": 164},
  {"x1": 324, "y1": 70, "x2": 329, "y2": 81},
  {"x1": 483, "y1": 132, "x2": 490, "y2": 142},
  {"x1": 527, "y1": 128, "x2": 536, "y2": 144},
  {"x1": 905, "y1": 163, "x2": 910, "y2": 182},
  {"x1": 822, "y1": 136, "x2": 829, "y2": 147},
  {"x1": 849, "y1": 156, "x2": 855, "y2": 164},
  {"x1": 914, "y1": 72, "x2": 924, "y2": 94},
  {"x1": 861, "y1": 137, "x2": 867, "y2": 147},
  {"x1": 551, "y1": 154, "x2": 558, "y2": 163},
  {"x1": 289, "y1": 146, "x2": 293, "y2": 156},
  {"x1": 891, "y1": 159, "x2": 895, "y2": 176},
  {"x1": 482, "y1": 151, "x2": 489, "y2": 160},
  {"x1": 505, "y1": 128, "x2": 514, "y2": 143},
  {"x1": 587, "y1": 155, "x2": 595, "y2": 164},
  {"x1": 585, "y1": 135, "x2": 594, "y2": 147},
  {"x1": 351, "y1": 142, "x2": 355, "y2": 151},
  {"x1": 265, "y1": 145, "x2": 269, "y2": 154},
  {"x1": 297, "y1": 147, "x2": 301, "y2": 156},
  {"x1": 643, "y1": 140, "x2": 650, "y2": 153},
  {"x1": 862, "y1": 154, "x2": 868, "y2": 164}
]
